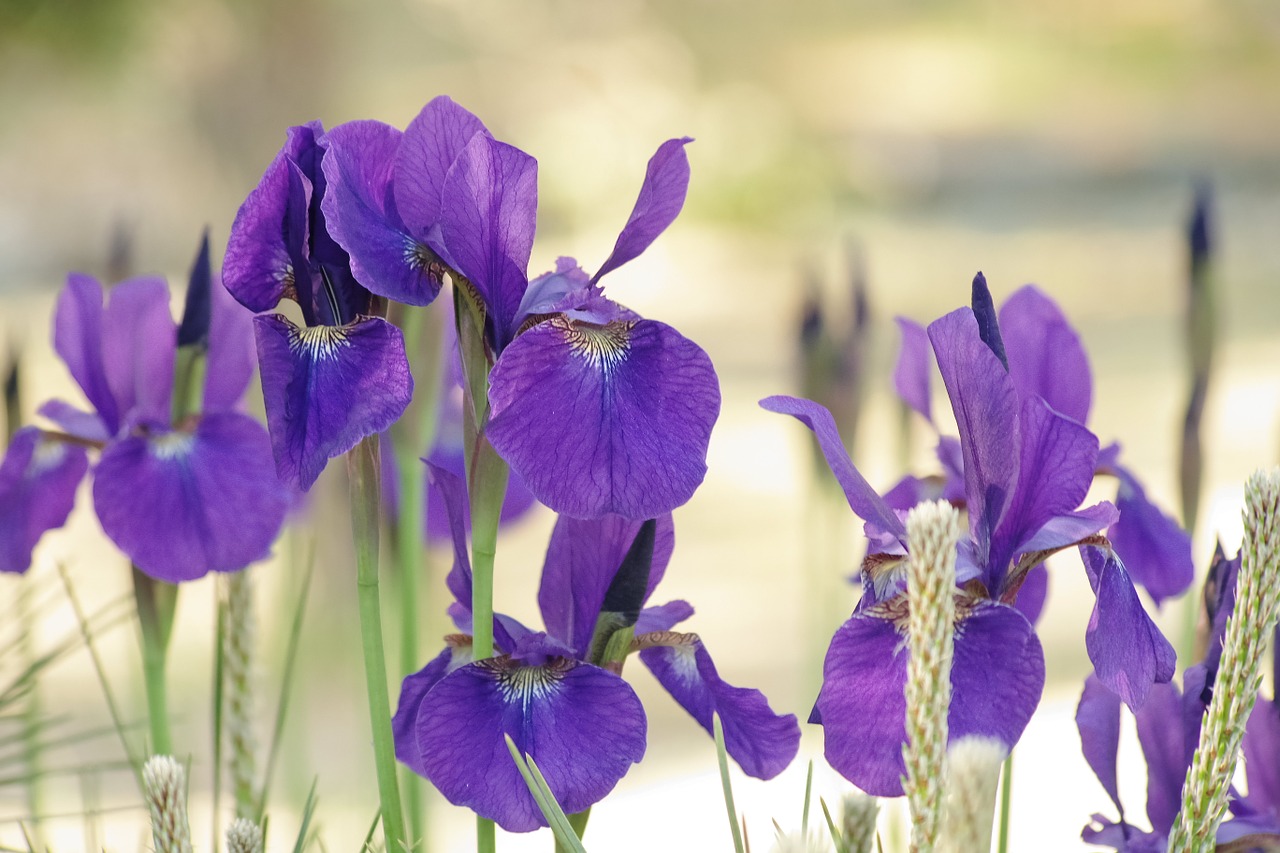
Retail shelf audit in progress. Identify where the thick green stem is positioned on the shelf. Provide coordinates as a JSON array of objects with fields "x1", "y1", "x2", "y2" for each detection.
[
  {"x1": 997, "y1": 754, "x2": 1013, "y2": 853},
  {"x1": 559, "y1": 810, "x2": 591, "y2": 852},
  {"x1": 349, "y1": 436, "x2": 407, "y2": 852},
  {"x1": 132, "y1": 567, "x2": 177, "y2": 757}
]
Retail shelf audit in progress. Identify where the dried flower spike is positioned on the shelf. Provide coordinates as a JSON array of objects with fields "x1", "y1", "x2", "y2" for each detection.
[{"x1": 142, "y1": 755, "x2": 193, "y2": 853}]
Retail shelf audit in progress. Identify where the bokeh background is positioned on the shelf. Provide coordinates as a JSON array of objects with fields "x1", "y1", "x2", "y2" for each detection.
[{"x1": 3, "y1": 1, "x2": 1280, "y2": 850}]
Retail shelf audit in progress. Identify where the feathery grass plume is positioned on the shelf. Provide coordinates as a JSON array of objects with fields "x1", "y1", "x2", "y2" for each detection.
[
  {"x1": 771, "y1": 832, "x2": 833, "y2": 853},
  {"x1": 1169, "y1": 468, "x2": 1280, "y2": 851},
  {"x1": 226, "y1": 817, "x2": 264, "y2": 853},
  {"x1": 901, "y1": 500, "x2": 962, "y2": 853},
  {"x1": 938, "y1": 735, "x2": 1007, "y2": 853},
  {"x1": 837, "y1": 794, "x2": 879, "y2": 853},
  {"x1": 142, "y1": 755, "x2": 193, "y2": 853},
  {"x1": 223, "y1": 569, "x2": 257, "y2": 818}
]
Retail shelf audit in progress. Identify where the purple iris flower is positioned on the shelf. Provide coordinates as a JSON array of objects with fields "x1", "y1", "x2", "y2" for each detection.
[
  {"x1": 0, "y1": 239, "x2": 288, "y2": 581},
  {"x1": 1078, "y1": 547, "x2": 1280, "y2": 849},
  {"x1": 892, "y1": 283, "x2": 1194, "y2": 608},
  {"x1": 762, "y1": 277, "x2": 1174, "y2": 797},
  {"x1": 223, "y1": 120, "x2": 414, "y2": 490},
  {"x1": 322, "y1": 99, "x2": 720, "y2": 519},
  {"x1": 391, "y1": 466, "x2": 798, "y2": 831}
]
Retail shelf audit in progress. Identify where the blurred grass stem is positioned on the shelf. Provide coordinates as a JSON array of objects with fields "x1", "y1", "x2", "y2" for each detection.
[{"x1": 132, "y1": 568, "x2": 176, "y2": 756}]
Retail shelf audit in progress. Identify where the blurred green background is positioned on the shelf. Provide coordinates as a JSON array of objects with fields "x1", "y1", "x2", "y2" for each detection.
[{"x1": 3, "y1": 1, "x2": 1280, "y2": 850}]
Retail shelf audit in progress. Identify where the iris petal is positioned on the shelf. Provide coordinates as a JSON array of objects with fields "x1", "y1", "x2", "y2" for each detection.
[
  {"x1": 255, "y1": 314, "x2": 413, "y2": 490},
  {"x1": 92, "y1": 413, "x2": 288, "y2": 581},
  {"x1": 394, "y1": 96, "x2": 490, "y2": 239},
  {"x1": 488, "y1": 318, "x2": 719, "y2": 519},
  {"x1": 0, "y1": 427, "x2": 89, "y2": 574},
  {"x1": 592, "y1": 138, "x2": 692, "y2": 283},
  {"x1": 892, "y1": 317, "x2": 933, "y2": 423},
  {"x1": 54, "y1": 275, "x2": 119, "y2": 433},
  {"x1": 998, "y1": 285, "x2": 1093, "y2": 424},
  {"x1": 817, "y1": 599, "x2": 1043, "y2": 796},
  {"x1": 416, "y1": 656, "x2": 646, "y2": 832},
  {"x1": 639, "y1": 636, "x2": 799, "y2": 779}
]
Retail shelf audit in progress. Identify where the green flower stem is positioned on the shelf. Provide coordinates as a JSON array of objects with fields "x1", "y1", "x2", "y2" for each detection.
[
  {"x1": 996, "y1": 755, "x2": 1012, "y2": 853},
  {"x1": 132, "y1": 567, "x2": 177, "y2": 757},
  {"x1": 348, "y1": 435, "x2": 407, "y2": 853},
  {"x1": 392, "y1": 300, "x2": 446, "y2": 852}
]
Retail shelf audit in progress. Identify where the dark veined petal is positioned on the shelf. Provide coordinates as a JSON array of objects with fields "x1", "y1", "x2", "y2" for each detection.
[
  {"x1": 100, "y1": 277, "x2": 176, "y2": 430},
  {"x1": 928, "y1": 307, "x2": 1019, "y2": 568},
  {"x1": 255, "y1": 314, "x2": 413, "y2": 490},
  {"x1": 759, "y1": 395, "x2": 906, "y2": 545},
  {"x1": 998, "y1": 285, "x2": 1093, "y2": 424},
  {"x1": 392, "y1": 640, "x2": 473, "y2": 776},
  {"x1": 538, "y1": 514, "x2": 675, "y2": 657},
  {"x1": 54, "y1": 274, "x2": 120, "y2": 433},
  {"x1": 1132, "y1": 681, "x2": 1187, "y2": 836},
  {"x1": 92, "y1": 413, "x2": 289, "y2": 581},
  {"x1": 438, "y1": 133, "x2": 537, "y2": 350},
  {"x1": 223, "y1": 125, "x2": 318, "y2": 313},
  {"x1": 591, "y1": 137, "x2": 692, "y2": 283},
  {"x1": 816, "y1": 599, "x2": 1043, "y2": 797},
  {"x1": 639, "y1": 635, "x2": 799, "y2": 779},
  {"x1": 1076, "y1": 673, "x2": 1125, "y2": 819},
  {"x1": 488, "y1": 318, "x2": 719, "y2": 520},
  {"x1": 988, "y1": 395, "x2": 1099, "y2": 580},
  {"x1": 893, "y1": 317, "x2": 933, "y2": 423},
  {"x1": 394, "y1": 96, "x2": 490, "y2": 239},
  {"x1": 0, "y1": 427, "x2": 89, "y2": 574},
  {"x1": 1080, "y1": 546, "x2": 1177, "y2": 711},
  {"x1": 321, "y1": 120, "x2": 446, "y2": 307},
  {"x1": 416, "y1": 656, "x2": 646, "y2": 832},
  {"x1": 1109, "y1": 467, "x2": 1194, "y2": 607}
]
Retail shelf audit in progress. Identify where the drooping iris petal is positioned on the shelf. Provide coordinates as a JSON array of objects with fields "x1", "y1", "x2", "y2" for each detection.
[
  {"x1": 392, "y1": 641, "x2": 473, "y2": 776},
  {"x1": 37, "y1": 400, "x2": 110, "y2": 443},
  {"x1": 255, "y1": 314, "x2": 413, "y2": 490},
  {"x1": 538, "y1": 514, "x2": 675, "y2": 657},
  {"x1": 223, "y1": 124, "x2": 318, "y2": 313},
  {"x1": 488, "y1": 318, "x2": 719, "y2": 519},
  {"x1": 1017, "y1": 502, "x2": 1118, "y2": 554},
  {"x1": 54, "y1": 274, "x2": 120, "y2": 433},
  {"x1": 322, "y1": 120, "x2": 447, "y2": 307},
  {"x1": 394, "y1": 96, "x2": 489, "y2": 240},
  {"x1": 759, "y1": 396, "x2": 906, "y2": 545},
  {"x1": 1080, "y1": 547, "x2": 1177, "y2": 711},
  {"x1": 423, "y1": 444, "x2": 536, "y2": 544},
  {"x1": 1082, "y1": 818, "x2": 1165, "y2": 853},
  {"x1": 0, "y1": 427, "x2": 89, "y2": 574},
  {"x1": 634, "y1": 599, "x2": 695, "y2": 634},
  {"x1": 893, "y1": 317, "x2": 932, "y2": 423},
  {"x1": 998, "y1": 285, "x2": 1093, "y2": 424},
  {"x1": 439, "y1": 133, "x2": 537, "y2": 350},
  {"x1": 1133, "y1": 681, "x2": 1187, "y2": 836},
  {"x1": 592, "y1": 137, "x2": 692, "y2": 283},
  {"x1": 416, "y1": 655, "x2": 646, "y2": 832},
  {"x1": 92, "y1": 413, "x2": 288, "y2": 581},
  {"x1": 1076, "y1": 673, "x2": 1125, "y2": 817},
  {"x1": 639, "y1": 635, "x2": 799, "y2": 779},
  {"x1": 1109, "y1": 467, "x2": 1194, "y2": 607},
  {"x1": 929, "y1": 307, "x2": 1020, "y2": 568},
  {"x1": 100, "y1": 277, "x2": 176, "y2": 430},
  {"x1": 817, "y1": 599, "x2": 1043, "y2": 797}
]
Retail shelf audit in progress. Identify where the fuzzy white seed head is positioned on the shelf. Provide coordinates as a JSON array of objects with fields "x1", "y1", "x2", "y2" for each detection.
[
  {"x1": 226, "y1": 817, "x2": 264, "y2": 853},
  {"x1": 142, "y1": 755, "x2": 193, "y2": 853},
  {"x1": 939, "y1": 736, "x2": 1007, "y2": 853}
]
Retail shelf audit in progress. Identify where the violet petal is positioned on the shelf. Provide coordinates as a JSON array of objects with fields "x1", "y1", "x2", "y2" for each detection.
[
  {"x1": 1076, "y1": 672, "x2": 1125, "y2": 817},
  {"x1": 100, "y1": 277, "x2": 176, "y2": 430},
  {"x1": 592, "y1": 138, "x2": 692, "y2": 283},
  {"x1": 998, "y1": 285, "x2": 1092, "y2": 424},
  {"x1": 92, "y1": 413, "x2": 288, "y2": 581},
  {"x1": 640, "y1": 637, "x2": 799, "y2": 779},
  {"x1": 1109, "y1": 467, "x2": 1194, "y2": 607},
  {"x1": 1242, "y1": 698, "x2": 1280, "y2": 816},
  {"x1": 204, "y1": 275, "x2": 257, "y2": 411},
  {"x1": 488, "y1": 318, "x2": 719, "y2": 519},
  {"x1": 0, "y1": 428, "x2": 89, "y2": 574},
  {"x1": 1080, "y1": 546, "x2": 1177, "y2": 711},
  {"x1": 53, "y1": 274, "x2": 119, "y2": 433},
  {"x1": 395, "y1": 96, "x2": 490, "y2": 236},
  {"x1": 892, "y1": 317, "x2": 933, "y2": 423},
  {"x1": 417, "y1": 657, "x2": 646, "y2": 832},
  {"x1": 1133, "y1": 681, "x2": 1187, "y2": 836},
  {"x1": 392, "y1": 643, "x2": 472, "y2": 776},
  {"x1": 255, "y1": 314, "x2": 413, "y2": 490}
]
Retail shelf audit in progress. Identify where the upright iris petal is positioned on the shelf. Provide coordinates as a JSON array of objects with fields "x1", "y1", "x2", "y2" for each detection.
[{"x1": 224, "y1": 120, "x2": 414, "y2": 490}]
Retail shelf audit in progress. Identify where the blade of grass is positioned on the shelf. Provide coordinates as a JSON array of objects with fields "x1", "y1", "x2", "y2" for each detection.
[
  {"x1": 801, "y1": 760, "x2": 814, "y2": 834},
  {"x1": 713, "y1": 712, "x2": 746, "y2": 853},
  {"x1": 256, "y1": 549, "x2": 315, "y2": 821},
  {"x1": 503, "y1": 735, "x2": 586, "y2": 853},
  {"x1": 57, "y1": 565, "x2": 142, "y2": 787},
  {"x1": 291, "y1": 778, "x2": 319, "y2": 853},
  {"x1": 212, "y1": 581, "x2": 227, "y2": 852},
  {"x1": 819, "y1": 798, "x2": 843, "y2": 852},
  {"x1": 361, "y1": 808, "x2": 381, "y2": 852}
]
